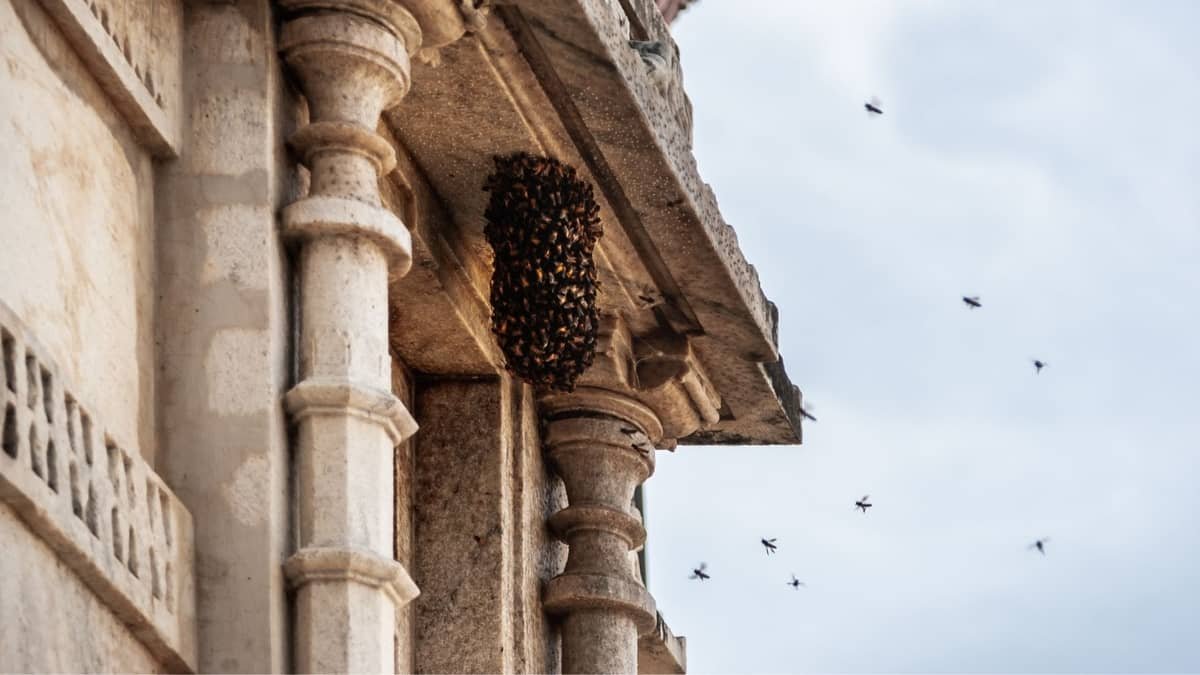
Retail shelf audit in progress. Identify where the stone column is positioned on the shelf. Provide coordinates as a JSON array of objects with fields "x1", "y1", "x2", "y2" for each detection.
[
  {"x1": 541, "y1": 389, "x2": 660, "y2": 674},
  {"x1": 540, "y1": 317, "x2": 722, "y2": 673},
  {"x1": 276, "y1": 2, "x2": 422, "y2": 672}
]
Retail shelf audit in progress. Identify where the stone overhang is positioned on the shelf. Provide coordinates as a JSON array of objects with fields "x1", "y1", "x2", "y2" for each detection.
[{"x1": 384, "y1": 0, "x2": 805, "y2": 445}]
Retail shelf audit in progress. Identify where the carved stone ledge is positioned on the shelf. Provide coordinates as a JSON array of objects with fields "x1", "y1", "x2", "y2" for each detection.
[
  {"x1": 637, "y1": 611, "x2": 687, "y2": 674},
  {"x1": 281, "y1": 195, "x2": 414, "y2": 274},
  {"x1": 35, "y1": 0, "x2": 179, "y2": 156},
  {"x1": 548, "y1": 503, "x2": 646, "y2": 550},
  {"x1": 284, "y1": 376, "x2": 418, "y2": 445},
  {"x1": 0, "y1": 301, "x2": 196, "y2": 671},
  {"x1": 284, "y1": 545, "x2": 419, "y2": 607},
  {"x1": 543, "y1": 572, "x2": 657, "y2": 633}
]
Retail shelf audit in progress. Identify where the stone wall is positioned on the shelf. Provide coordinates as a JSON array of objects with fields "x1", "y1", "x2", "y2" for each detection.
[
  {"x1": 0, "y1": 0, "x2": 199, "y2": 671},
  {"x1": 0, "y1": 504, "x2": 162, "y2": 673},
  {"x1": 0, "y1": 0, "x2": 161, "y2": 465},
  {"x1": 411, "y1": 377, "x2": 567, "y2": 673},
  {"x1": 155, "y1": 0, "x2": 295, "y2": 671}
]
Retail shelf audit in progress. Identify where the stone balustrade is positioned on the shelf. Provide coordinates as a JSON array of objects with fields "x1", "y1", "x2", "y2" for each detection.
[{"x1": 0, "y1": 301, "x2": 196, "y2": 672}]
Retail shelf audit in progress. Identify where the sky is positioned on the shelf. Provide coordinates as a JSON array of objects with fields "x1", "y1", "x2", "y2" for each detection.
[{"x1": 644, "y1": 1, "x2": 1200, "y2": 672}]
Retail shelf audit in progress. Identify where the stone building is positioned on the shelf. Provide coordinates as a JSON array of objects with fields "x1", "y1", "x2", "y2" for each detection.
[{"x1": 0, "y1": 0, "x2": 804, "y2": 672}]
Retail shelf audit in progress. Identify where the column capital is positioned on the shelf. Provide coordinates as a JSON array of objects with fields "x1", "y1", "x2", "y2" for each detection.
[
  {"x1": 400, "y1": 0, "x2": 493, "y2": 52},
  {"x1": 541, "y1": 314, "x2": 721, "y2": 447},
  {"x1": 279, "y1": 3, "x2": 417, "y2": 122},
  {"x1": 280, "y1": 1, "x2": 424, "y2": 45},
  {"x1": 278, "y1": 1, "x2": 419, "y2": 272}
]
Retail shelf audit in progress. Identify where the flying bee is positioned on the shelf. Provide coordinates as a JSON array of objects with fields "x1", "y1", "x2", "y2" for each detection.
[
  {"x1": 800, "y1": 400, "x2": 817, "y2": 422},
  {"x1": 689, "y1": 563, "x2": 710, "y2": 580}
]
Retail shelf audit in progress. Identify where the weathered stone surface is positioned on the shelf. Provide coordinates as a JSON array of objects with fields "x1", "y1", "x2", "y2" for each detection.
[
  {"x1": 34, "y1": 0, "x2": 183, "y2": 155},
  {"x1": 0, "y1": 300, "x2": 197, "y2": 672},
  {"x1": 413, "y1": 377, "x2": 567, "y2": 673},
  {"x1": 278, "y1": 2, "x2": 423, "y2": 671},
  {"x1": 0, "y1": 504, "x2": 163, "y2": 673},
  {"x1": 638, "y1": 612, "x2": 687, "y2": 674},
  {"x1": 0, "y1": 0, "x2": 158, "y2": 465},
  {"x1": 155, "y1": 1, "x2": 294, "y2": 671}
]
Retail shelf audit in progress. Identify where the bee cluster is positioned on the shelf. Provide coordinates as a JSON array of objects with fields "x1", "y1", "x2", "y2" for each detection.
[{"x1": 483, "y1": 153, "x2": 603, "y2": 392}]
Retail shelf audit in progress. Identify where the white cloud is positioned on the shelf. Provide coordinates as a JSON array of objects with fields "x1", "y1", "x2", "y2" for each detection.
[{"x1": 653, "y1": 1, "x2": 1200, "y2": 671}]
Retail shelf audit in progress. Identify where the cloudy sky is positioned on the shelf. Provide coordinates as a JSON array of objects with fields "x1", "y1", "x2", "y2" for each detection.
[{"x1": 645, "y1": 1, "x2": 1200, "y2": 672}]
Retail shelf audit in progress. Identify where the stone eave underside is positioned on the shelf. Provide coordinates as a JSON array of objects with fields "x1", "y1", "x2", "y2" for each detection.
[{"x1": 383, "y1": 0, "x2": 804, "y2": 445}]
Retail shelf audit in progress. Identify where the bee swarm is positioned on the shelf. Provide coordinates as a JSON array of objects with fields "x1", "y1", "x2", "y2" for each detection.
[{"x1": 483, "y1": 153, "x2": 603, "y2": 392}]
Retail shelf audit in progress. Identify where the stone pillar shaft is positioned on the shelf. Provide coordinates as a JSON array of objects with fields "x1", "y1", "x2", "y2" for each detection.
[
  {"x1": 562, "y1": 611, "x2": 639, "y2": 674},
  {"x1": 278, "y1": 2, "x2": 422, "y2": 672},
  {"x1": 298, "y1": 237, "x2": 390, "y2": 387},
  {"x1": 542, "y1": 395, "x2": 659, "y2": 674}
]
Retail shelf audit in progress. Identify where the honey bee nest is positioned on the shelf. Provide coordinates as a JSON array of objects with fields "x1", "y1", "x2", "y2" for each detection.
[{"x1": 483, "y1": 153, "x2": 603, "y2": 392}]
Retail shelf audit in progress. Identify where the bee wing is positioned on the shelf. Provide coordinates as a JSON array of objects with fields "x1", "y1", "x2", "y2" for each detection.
[
  {"x1": 869, "y1": 96, "x2": 883, "y2": 108},
  {"x1": 699, "y1": 562, "x2": 707, "y2": 571},
  {"x1": 861, "y1": 495, "x2": 870, "y2": 502}
]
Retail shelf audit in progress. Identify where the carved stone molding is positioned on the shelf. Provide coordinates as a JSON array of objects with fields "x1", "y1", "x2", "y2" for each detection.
[
  {"x1": 631, "y1": 328, "x2": 721, "y2": 443},
  {"x1": 283, "y1": 545, "x2": 419, "y2": 606},
  {"x1": 0, "y1": 301, "x2": 196, "y2": 672},
  {"x1": 568, "y1": 314, "x2": 721, "y2": 446},
  {"x1": 36, "y1": 0, "x2": 180, "y2": 156}
]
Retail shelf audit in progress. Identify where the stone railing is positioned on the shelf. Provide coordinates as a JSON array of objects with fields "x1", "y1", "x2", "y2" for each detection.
[{"x1": 0, "y1": 301, "x2": 196, "y2": 672}]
